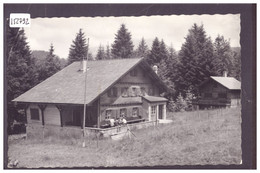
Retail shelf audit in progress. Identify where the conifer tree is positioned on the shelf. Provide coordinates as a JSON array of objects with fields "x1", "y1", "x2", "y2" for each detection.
[
  {"x1": 37, "y1": 43, "x2": 61, "y2": 82},
  {"x1": 176, "y1": 23, "x2": 214, "y2": 97},
  {"x1": 231, "y1": 49, "x2": 241, "y2": 80},
  {"x1": 175, "y1": 93, "x2": 187, "y2": 112},
  {"x1": 212, "y1": 35, "x2": 234, "y2": 76},
  {"x1": 96, "y1": 44, "x2": 106, "y2": 60},
  {"x1": 136, "y1": 37, "x2": 149, "y2": 58},
  {"x1": 111, "y1": 24, "x2": 134, "y2": 59},
  {"x1": 68, "y1": 29, "x2": 88, "y2": 64},
  {"x1": 106, "y1": 44, "x2": 111, "y2": 59},
  {"x1": 6, "y1": 26, "x2": 38, "y2": 132},
  {"x1": 146, "y1": 37, "x2": 161, "y2": 65}
]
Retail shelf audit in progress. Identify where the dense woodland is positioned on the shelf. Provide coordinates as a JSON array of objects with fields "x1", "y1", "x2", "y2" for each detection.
[{"x1": 6, "y1": 23, "x2": 241, "y2": 131}]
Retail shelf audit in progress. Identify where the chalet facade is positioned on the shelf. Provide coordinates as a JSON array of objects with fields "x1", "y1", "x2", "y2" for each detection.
[
  {"x1": 13, "y1": 58, "x2": 168, "y2": 138},
  {"x1": 196, "y1": 75, "x2": 241, "y2": 109}
]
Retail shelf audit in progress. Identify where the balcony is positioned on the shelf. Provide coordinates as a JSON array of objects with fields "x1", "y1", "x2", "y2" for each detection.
[{"x1": 193, "y1": 98, "x2": 231, "y2": 106}]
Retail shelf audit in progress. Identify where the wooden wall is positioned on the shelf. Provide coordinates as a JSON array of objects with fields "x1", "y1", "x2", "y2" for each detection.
[
  {"x1": 26, "y1": 104, "x2": 61, "y2": 126},
  {"x1": 100, "y1": 65, "x2": 160, "y2": 105},
  {"x1": 44, "y1": 105, "x2": 60, "y2": 125},
  {"x1": 99, "y1": 64, "x2": 161, "y2": 121},
  {"x1": 200, "y1": 80, "x2": 228, "y2": 98}
]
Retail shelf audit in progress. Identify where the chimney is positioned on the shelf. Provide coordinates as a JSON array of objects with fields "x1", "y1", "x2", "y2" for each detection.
[
  {"x1": 83, "y1": 60, "x2": 87, "y2": 73},
  {"x1": 223, "y1": 71, "x2": 228, "y2": 77},
  {"x1": 153, "y1": 65, "x2": 158, "y2": 74}
]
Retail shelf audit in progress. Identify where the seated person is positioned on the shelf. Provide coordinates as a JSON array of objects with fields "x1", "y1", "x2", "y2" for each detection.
[
  {"x1": 122, "y1": 117, "x2": 127, "y2": 124},
  {"x1": 109, "y1": 118, "x2": 115, "y2": 127}
]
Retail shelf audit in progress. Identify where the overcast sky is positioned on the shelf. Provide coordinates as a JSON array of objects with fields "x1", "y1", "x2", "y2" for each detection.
[{"x1": 24, "y1": 14, "x2": 240, "y2": 59}]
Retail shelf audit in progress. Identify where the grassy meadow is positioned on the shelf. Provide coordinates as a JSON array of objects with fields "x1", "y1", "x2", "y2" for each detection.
[{"x1": 7, "y1": 107, "x2": 242, "y2": 168}]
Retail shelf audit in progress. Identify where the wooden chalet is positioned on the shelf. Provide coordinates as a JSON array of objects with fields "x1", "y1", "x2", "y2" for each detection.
[
  {"x1": 195, "y1": 74, "x2": 241, "y2": 109},
  {"x1": 13, "y1": 58, "x2": 168, "y2": 138}
]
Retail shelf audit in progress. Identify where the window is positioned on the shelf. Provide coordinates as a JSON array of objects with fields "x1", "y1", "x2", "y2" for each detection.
[
  {"x1": 121, "y1": 87, "x2": 128, "y2": 97},
  {"x1": 132, "y1": 107, "x2": 138, "y2": 117},
  {"x1": 30, "y1": 108, "x2": 40, "y2": 120},
  {"x1": 151, "y1": 106, "x2": 156, "y2": 115},
  {"x1": 108, "y1": 87, "x2": 117, "y2": 97},
  {"x1": 105, "y1": 110, "x2": 112, "y2": 119},
  {"x1": 132, "y1": 87, "x2": 137, "y2": 97},
  {"x1": 141, "y1": 87, "x2": 146, "y2": 96},
  {"x1": 130, "y1": 69, "x2": 137, "y2": 76},
  {"x1": 204, "y1": 93, "x2": 212, "y2": 98},
  {"x1": 218, "y1": 93, "x2": 227, "y2": 98},
  {"x1": 120, "y1": 108, "x2": 127, "y2": 117},
  {"x1": 148, "y1": 87, "x2": 154, "y2": 96},
  {"x1": 113, "y1": 87, "x2": 118, "y2": 97}
]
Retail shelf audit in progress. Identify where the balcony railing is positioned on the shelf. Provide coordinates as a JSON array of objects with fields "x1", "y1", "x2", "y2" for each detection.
[{"x1": 193, "y1": 98, "x2": 231, "y2": 106}]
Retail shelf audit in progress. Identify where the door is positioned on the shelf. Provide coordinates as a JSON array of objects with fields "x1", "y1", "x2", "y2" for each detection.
[
  {"x1": 73, "y1": 109, "x2": 82, "y2": 126},
  {"x1": 86, "y1": 106, "x2": 98, "y2": 127},
  {"x1": 159, "y1": 105, "x2": 163, "y2": 119}
]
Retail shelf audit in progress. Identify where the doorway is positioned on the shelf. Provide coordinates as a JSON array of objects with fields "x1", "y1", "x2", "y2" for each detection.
[{"x1": 159, "y1": 105, "x2": 163, "y2": 119}]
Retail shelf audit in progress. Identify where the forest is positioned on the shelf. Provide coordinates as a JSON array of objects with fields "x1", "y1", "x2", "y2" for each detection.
[{"x1": 6, "y1": 23, "x2": 241, "y2": 133}]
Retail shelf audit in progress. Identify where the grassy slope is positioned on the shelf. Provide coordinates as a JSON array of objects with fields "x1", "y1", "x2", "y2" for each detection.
[{"x1": 7, "y1": 107, "x2": 242, "y2": 168}]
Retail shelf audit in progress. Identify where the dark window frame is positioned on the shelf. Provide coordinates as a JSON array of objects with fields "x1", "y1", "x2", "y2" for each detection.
[
  {"x1": 132, "y1": 87, "x2": 137, "y2": 97},
  {"x1": 141, "y1": 87, "x2": 146, "y2": 96},
  {"x1": 105, "y1": 110, "x2": 112, "y2": 119},
  {"x1": 108, "y1": 87, "x2": 118, "y2": 97},
  {"x1": 30, "y1": 108, "x2": 40, "y2": 120},
  {"x1": 120, "y1": 108, "x2": 127, "y2": 117},
  {"x1": 121, "y1": 87, "x2": 128, "y2": 97},
  {"x1": 132, "y1": 107, "x2": 138, "y2": 117}
]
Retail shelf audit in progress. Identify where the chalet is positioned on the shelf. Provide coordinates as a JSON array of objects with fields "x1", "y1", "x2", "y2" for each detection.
[
  {"x1": 13, "y1": 58, "x2": 168, "y2": 138},
  {"x1": 196, "y1": 73, "x2": 241, "y2": 109}
]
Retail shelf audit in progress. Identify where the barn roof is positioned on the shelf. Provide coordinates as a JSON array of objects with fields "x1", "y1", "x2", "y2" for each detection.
[
  {"x1": 13, "y1": 58, "x2": 167, "y2": 105},
  {"x1": 210, "y1": 76, "x2": 241, "y2": 90}
]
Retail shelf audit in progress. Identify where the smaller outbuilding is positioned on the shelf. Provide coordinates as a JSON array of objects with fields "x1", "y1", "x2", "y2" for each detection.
[{"x1": 196, "y1": 73, "x2": 241, "y2": 109}]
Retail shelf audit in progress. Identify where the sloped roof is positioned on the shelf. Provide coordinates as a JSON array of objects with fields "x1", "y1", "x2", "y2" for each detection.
[
  {"x1": 142, "y1": 96, "x2": 168, "y2": 103},
  {"x1": 13, "y1": 58, "x2": 145, "y2": 105},
  {"x1": 210, "y1": 76, "x2": 241, "y2": 90}
]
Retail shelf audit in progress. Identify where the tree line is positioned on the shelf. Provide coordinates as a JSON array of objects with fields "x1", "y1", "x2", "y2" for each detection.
[
  {"x1": 6, "y1": 22, "x2": 241, "y2": 131},
  {"x1": 66, "y1": 23, "x2": 240, "y2": 111}
]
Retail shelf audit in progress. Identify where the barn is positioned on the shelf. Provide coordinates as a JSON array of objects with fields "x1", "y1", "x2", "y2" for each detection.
[
  {"x1": 196, "y1": 73, "x2": 241, "y2": 109},
  {"x1": 13, "y1": 58, "x2": 168, "y2": 138}
]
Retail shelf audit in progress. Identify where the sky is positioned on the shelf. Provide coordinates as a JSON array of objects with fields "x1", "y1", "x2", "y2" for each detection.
[{"x1": 24, "y1": 14, "x2": 240, "y2": 59}]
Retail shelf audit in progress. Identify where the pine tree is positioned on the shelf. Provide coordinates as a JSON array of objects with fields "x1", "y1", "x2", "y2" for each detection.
[
  {"x1": 212, "y1": 35, "x2": 233, "y2": 76},
  {"x1": 159, "y1": 39, "x2": 168, "y2": 62},
  {"x1": 6, "y1": 26, "x2": 38, "y2": 132},
  {"x1": 146, "y1": 37, "x2": 161, "y2": 65},
  {"x1": 106, "y1": 44, "x2": 111, "y2": 59},
  {"x1": 175, "y1": 93, "x2": 187, "y2": 112},
  {"x1": 136, "y1": 37, "x2": 149, "y2": 58},
  {"x1": 96, "y1": 44, "x2": 106, "y2": 60},
  {"x1": 176, "y1": 23, "x2": 214, "y2": 97},
  {"x1": 231, "y1": 49, "x2": 241, "y2": 80},
  {"x1": 68, "y1": 29, "x2": 88, "y2": 64},
  {"x1": 111, "y1": 24, "x2": 134, "y2": 59},
  {"x1": 185, "y1": 89, "x2": 194, "y2": 111},
  {"x1": 37, "y1": 44, "x2": 62, "y2": 82}
]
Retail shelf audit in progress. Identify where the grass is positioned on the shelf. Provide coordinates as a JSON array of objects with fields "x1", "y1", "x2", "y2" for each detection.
[{"x1": 7, "y1": 107, "x2": 242, "y2": 168}]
